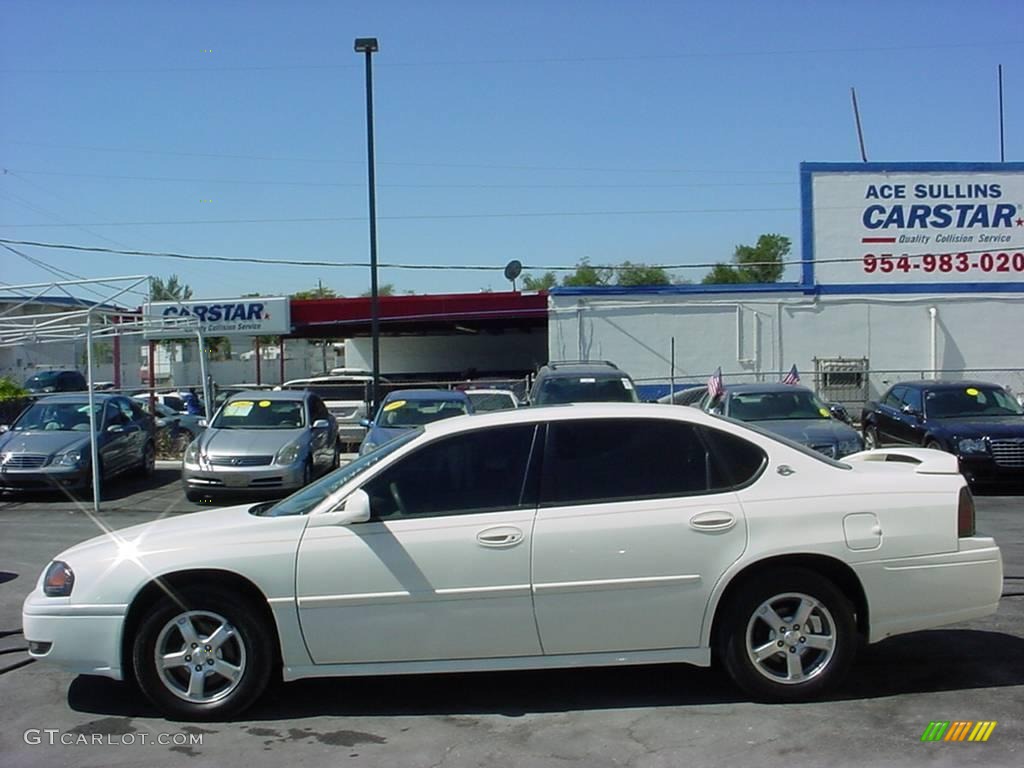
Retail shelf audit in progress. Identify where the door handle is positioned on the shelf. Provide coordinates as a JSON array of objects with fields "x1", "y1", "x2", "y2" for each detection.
[
  {"x1": 689, "y1": 510, "x2": 737, "y2": 532},
  {"x1": 476, "y1": 526, "x2": 524, "y2": 548}
]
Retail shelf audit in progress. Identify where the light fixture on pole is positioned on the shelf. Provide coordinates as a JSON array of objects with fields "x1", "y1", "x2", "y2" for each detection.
[{"x1": 355, "y1": 36, "x2": 382, "y2": 412}]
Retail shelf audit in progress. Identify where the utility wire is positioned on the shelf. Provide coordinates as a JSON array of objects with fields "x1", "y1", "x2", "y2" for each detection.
[{"x1": 3, "y1": 237, "x2": 1022, "y2": 274}]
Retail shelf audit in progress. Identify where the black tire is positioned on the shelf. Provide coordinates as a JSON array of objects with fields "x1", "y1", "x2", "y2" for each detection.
[
  {"x1": 132, "y1": 585, "x2": 273, "y2": 721},
  {"x1": 863, "y1": 424, "x2": 880, "y2": 450},
  {"x1": 925, "y1": 439, "x2": 943, "y2": 451},
  {"x1": 141, "y1": 441, "x2": 156, "y2": 476},
  {"x1": 717, "y1": 567, "x2": 856, "y2": 702},
  {"x1": 302, "y1": 459, "x2": 313, "y2": 487}
]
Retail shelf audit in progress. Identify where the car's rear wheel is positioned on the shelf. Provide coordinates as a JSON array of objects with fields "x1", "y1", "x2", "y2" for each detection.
[
  {"x1": 132, "y1": 586, "x2": 273, "y2": 720},
  {"x1": 141, "y1": 441, "x2": 156, "y2": 476},
  {"x1": 925, "y1": 439, "x2": 944, "y2": 451},
  {"x1": 718, "y1": 568, "x2": 856, "y2": 702},
  {"x1": 863, "y1": 425, "x2": 880, "y2": 450}
]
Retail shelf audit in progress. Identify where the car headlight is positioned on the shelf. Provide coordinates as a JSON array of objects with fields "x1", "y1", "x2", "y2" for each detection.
[
  {"x1": 957, "y1": 438, "x2": 988, "y2": 454},
  {"x1": 43, "y1": 561, "x2": 74, "y2": 597},
  {"x1": 184, "y1": 440, "x2": 200, "y2": 464},
  {"x1": 836, "y1": 439, "x2": 863, "y2": 457},
  {"x1": 359, "y1": 441, "x2": 377, "y2": 456},
  {"x1": 275, "y1": 440, "x2": 303, "y2": 465},
  {"x1": 51, "y1": 448, "x2": 85, "y2": 467}
]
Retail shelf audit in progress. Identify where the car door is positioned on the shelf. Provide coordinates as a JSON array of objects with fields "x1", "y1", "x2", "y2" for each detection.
[
  {"x1": 531, "y1": 418, "x2": 753, "y2": 654},
  {"x1": 890, "y1": 386, "x2": 925, "y2": 444},
  {"x1": 308, "y1": 396, "x2": 334, "y2": 473},
  {"x1": 100, "y1": 402, "x2": 131, "y2": 474},
  {"x1": 295, "y1": 423, "x2": 543, "y2": 664},
  {"x1": 874, "y1": 386, "x2": 906, "y2": 445}
]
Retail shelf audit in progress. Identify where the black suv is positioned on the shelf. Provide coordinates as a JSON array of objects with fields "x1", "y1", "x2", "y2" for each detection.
[
  {"x1": 528, "y1": 361, "x2": 640, "y2": 406},
  {"x1": 23, "y1": 370, "x2": 88, "y2": 394},
  {"x1": 861, "y1": 380, "x2": 1024, "y2": 485}
]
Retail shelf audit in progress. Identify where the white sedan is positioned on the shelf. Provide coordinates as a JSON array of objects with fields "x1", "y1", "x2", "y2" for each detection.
[{"x1": 23, "y1": 404, "x2": 1002, "y2": 720}]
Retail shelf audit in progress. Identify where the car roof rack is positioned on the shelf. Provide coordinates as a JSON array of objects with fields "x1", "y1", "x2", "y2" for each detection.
[{"x1": 545, "y1": 360, "x2": 620, "y2": 370}]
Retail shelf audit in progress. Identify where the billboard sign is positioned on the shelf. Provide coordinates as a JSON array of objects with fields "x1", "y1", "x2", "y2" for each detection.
[
  {"x1": 144, "y1": 297, "x2": 290, "y2": 338},
  {"x1": 801, "y1": 163, "x2": 1024, "y2": 289}
]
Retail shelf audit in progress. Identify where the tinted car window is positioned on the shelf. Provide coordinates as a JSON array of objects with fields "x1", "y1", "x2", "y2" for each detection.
[
  {"x1": 699, "y1": 426, "x2": 767, "y2": 489},
  {"x1": 535, "y1": 376, "x2": 638, "y2": 405},
  {"x1": 882, "y1": 387, "x2": 905, "y2": 408},
  {"x1": 363, "y1": 425, "x2": 537, "y2": 519},
  {"x1": 902, "y1": 387, "x2": 923, "y2": 412},
  {"x1": 924, "y1": 386, "x2": 1024, "y2": 418},
  {"x1": 310, "y1": 396, "x2": 332, "y2": 423},
  {"x1": 164, "y1": 395, "x2": 186, "y2": 412},
  {"x1": 541, "y1": 419, "x2": 716, "y2": 506}
]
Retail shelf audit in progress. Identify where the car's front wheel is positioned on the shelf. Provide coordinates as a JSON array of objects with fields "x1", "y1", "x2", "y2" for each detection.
[
  {"x1": 718, "y1": 568, "x2": 856, "y2": 702},
  {"x1": 863, "y1": 424, "x2": 880, "y2": 450},
  {"x1": 132, "y1": 586, "x2": 274, "y2": 720}
]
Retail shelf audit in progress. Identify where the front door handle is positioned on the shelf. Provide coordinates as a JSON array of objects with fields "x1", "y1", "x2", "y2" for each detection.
[
  {"x1": 476, "y1": 526, "x2": 524, "y2": 548},
  {"x1": 689, "y1": 510, "x2": 737, "y2": 532}
]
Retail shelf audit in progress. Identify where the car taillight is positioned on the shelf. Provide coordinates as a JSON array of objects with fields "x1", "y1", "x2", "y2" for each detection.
[{"x1": 957, "y1": 486, "x2": 976, "y2": 538}]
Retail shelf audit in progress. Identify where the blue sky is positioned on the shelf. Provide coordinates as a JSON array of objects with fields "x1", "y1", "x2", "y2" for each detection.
[{"x1": 1, "y1": 0, "x2": 1021, "y2": 302}]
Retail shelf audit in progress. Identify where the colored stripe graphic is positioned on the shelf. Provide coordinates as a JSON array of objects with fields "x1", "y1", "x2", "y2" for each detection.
[
  {"x1": 921, "y1": 722, "x2": 950, "y2": 741},
  {"x1": 862, "y1": 237, "x2": 897, "y2": 243},
  {"x1": 968, "y1": 722, "x2": 998, "y2": 742},
  {"x1": 945, "y1": 721, "x2": 972, "y2": 741}
]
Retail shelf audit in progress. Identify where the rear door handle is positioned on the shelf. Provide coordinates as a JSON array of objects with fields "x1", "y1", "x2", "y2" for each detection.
[
  {"x1": 689, "y1": 510, "x2": 737, "y2": 532},
  {"x1": 476, "y1": 526, "x2": 524, "y2": 548}
]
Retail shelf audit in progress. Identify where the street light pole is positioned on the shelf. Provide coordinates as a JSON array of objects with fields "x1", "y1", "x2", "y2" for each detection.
[{"x1": 355, "y1": 36, "x2": 381, "y2": 413}]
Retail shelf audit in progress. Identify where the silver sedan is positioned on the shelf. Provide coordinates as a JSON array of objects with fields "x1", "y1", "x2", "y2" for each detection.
[{"x1": 182, "y1": 390, "x2": 339, "y2": 501}]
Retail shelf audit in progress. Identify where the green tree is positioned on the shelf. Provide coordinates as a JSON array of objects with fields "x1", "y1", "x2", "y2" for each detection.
[
  {"x1": 562, "y1": 258, "x2": 613, "y2": 287},
  {"x1": 702, "y1": 233, "x2": 791, "y2": 284},
  {"x1": 291, "y1": 284, "x2": 338, "y2": 300},
  {"x1": 359, "y1": 284, "x2": 396, "y2": 297},
  {"x1": 149, "y1": 274, "x2": 193, "y2": 302},
  {"x1": 616, "y1": 261, "x2": 671, "y2": 287},
  {"x1": 521, "y1": 272, "x2": 558, "y2": 291}
]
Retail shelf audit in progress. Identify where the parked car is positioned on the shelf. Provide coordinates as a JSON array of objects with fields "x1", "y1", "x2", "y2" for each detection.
[
  {"x1": 279, "y1": 374, "x2": 384, "y2": 451},
  {"x1": 153, "y1": 403, "x2": 206, "y2": 448},
  {"x1": 182, "y1": 390, "x2": 340, "y2": 501},
  {"x1": 133, "y1": 391, "x2": 198, "y2": 415},
  {"x1": 23, "y1": 402, "x2": 1002, "y2": 719},
  {"x1": 861, "y1": 380, "x2": 1024, "y2": 485},
  {"x1": 464, "y1": 388, "x2": 519, "y2": 412},
  {"x1": 23, "y1": 370, "x2": 87, "y2": 394},
  {"x1": 0, "y1": 394, "x2": 155, "y2": 492},
  {"x1": 359, "y1": 389, "x2": 473, "y2": 455},
  {"x1": 700, "y1": 383, "x2": 863, "y2": 459},
  {"x1": 528, "y1": 360, "x2": 639, "y2": 405},
  {"x1": 657, "y1": 385, "x2": 708, "y2": 407}
]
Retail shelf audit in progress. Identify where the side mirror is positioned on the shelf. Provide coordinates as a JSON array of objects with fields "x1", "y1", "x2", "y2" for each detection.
[
  {"x1": 828, "y1": 403, "x2": 852, "y2": 424},
  {"x1": 0, "y1": 425, "x2": 9, "y2": 434},
  {"x1": 308, "y1": 488, "x2": 372, "y2": 527},
  {"x1": 312, "y1": 419, "x2": 331, "y2": 430},
  {"x1": 155, "y1": 418, "x2": 167, "y2": 428},
  {"x1": 107, "y1": 424, "x2": 125, "y2": 434},
  {"x1": 198, "y1": 418, "x2": 208, "y2": 428},
  {"x1": 900, "y1": 404, "x2": 921, "y2": 419},
  {"x1": 359, "y1": 418, "x2": 372, "y2": 428}
]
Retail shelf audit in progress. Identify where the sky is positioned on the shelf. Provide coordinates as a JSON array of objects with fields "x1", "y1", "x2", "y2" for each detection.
[{"x1": 1, "y1": 0, "x2": 1021, "y2": 304}]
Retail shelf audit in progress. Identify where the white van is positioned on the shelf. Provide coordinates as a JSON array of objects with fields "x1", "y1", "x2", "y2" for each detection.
[{"x1": 279, "y1": 374, "x2": 377, "y2": 450}]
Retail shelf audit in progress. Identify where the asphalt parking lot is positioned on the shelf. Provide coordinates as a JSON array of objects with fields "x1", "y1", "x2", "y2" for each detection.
[{"x1": 0, "y1": 475, "x2": 1021, "y2": 768}]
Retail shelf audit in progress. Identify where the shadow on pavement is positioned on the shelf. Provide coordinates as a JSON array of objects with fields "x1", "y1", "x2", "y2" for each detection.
[{"x1": 66, "y1": 628, "x2": 1024, "y2": 721}]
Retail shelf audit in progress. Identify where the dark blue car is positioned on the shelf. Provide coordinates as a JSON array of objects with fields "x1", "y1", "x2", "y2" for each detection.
[
  {"x1": 358, "y1": 389, "x2": 474, "y2": 455},
  {"x1": 861, "y1": 380, "x2": 1024, "y2": 485}
]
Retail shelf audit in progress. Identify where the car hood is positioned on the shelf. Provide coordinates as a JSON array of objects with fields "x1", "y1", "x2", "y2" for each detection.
[
  {"x1": 0, "y1": 430, "x2": 90, "y2": 456},
  {"x1": 198, "y1": 427, "x2": 306, "y2": 455},
  {"x1": 751, "y1": 419, "x2": 861, "y2": 445},
  {"x1": 928, "y1": 416, "x2": 1024, "y2": 439}
]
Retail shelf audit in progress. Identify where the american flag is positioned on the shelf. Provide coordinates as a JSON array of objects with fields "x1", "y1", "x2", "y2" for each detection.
[
  {"x1": 782, "y1": 364, "x2": 800, "y2": 385},
  {"x1": 707, "y1": 366, "x2": 724, "y2": 399}
]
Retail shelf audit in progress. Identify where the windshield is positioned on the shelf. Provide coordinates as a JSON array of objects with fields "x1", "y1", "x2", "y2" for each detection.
[
  {"x1": 257, "y1": 429, "x2": 420, "y2": 517},
  {"x1": 467, "y1": 392, "x2": 517, "y2": 412},
  {"x1": 925, "y1": 386, "x2": 1024, "y2": 418},
  {"x1": 537, "y1": 376, "x2": 639, "y2": 405},
  {"x1": 376, "y1": 397, "x2": 469, "y2": 427},
  {"x1": 212, "y1": 399, "x2": 305, "y2": 429},
  {"x1": 728, "y1": 390, "x2": 831, "y2": 421},
  {"x1": 13, "y1": 402, "x2": 102, "y2": 432},
  {"x1": 24, "y1": 372, "x2": 59, "y2": 387}
]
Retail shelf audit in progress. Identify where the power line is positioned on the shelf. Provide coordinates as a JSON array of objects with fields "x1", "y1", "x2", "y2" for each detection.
[
  {"x1": 3, "y1": 237, "x2": 1022, "y2": 274},
  {"x1": 3, "y1": 141, "x2": 791, "y2": 175},
  {"x1": 2, "y1": 40, "x2": 1021, "y2": 73},
  {"x1": 3, "y1": 168, "x2": 795, "y2": 190},
  {"x1": 0, "y1": 205, "x2": 801, "y2": 228}
]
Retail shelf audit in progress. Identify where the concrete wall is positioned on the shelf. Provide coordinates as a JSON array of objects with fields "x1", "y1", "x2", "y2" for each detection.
[
  {"x1": 548, "y1": 290, "x2": 1024, "y2": 399},
  {"x1": 347, "y1": 330, "x2": 548, "y2": 377}
]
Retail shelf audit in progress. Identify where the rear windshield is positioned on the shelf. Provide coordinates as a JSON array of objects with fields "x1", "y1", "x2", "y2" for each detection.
[
  {"x1": 728, "y1": 389, "x2": 831, "y2": 421},
  {"x1": 536, "y1": 376, "x2": 638, "y2": 405}
]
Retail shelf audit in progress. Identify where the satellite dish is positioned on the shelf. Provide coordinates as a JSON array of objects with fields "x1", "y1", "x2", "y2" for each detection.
[{"x1": 504, "y1": 260, "x2": 523, "y2": 281}]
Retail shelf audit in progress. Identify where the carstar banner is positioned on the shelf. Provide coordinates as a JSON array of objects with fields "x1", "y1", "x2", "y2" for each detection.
[
  {"x1": 143, "y1": 297, "x2": 290, "y2": 338},
  {"x1": 801, "y1": 163, "x2": 1024, "y2": 287}
]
